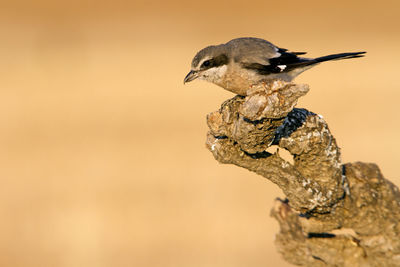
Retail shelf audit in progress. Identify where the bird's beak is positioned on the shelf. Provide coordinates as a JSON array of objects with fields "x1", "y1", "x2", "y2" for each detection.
[{"x1": 183, "y1": 70, "x2": 199, "y2": 84}]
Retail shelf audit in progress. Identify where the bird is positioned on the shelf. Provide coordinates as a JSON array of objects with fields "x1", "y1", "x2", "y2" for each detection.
[{"x1": 184, "y1": 37, "x2": 365, "y2": 95}]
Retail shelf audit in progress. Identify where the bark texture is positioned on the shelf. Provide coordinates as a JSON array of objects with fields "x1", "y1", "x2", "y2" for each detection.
[{"x1": 205, "y1": 80, "x2": 400, "y2": 266}]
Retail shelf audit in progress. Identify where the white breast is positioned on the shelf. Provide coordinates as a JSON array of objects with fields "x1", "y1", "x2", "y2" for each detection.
[{"x1": 199, "y1": 65, "x2": 228, "y2": 83}]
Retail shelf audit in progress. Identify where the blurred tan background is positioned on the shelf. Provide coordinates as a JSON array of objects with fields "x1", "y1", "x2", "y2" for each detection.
[{"x1": 0, "y1": 0, "x2": 399, "y2": 266}]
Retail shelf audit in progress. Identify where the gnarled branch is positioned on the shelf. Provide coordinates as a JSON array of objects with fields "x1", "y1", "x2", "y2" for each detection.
[{"x1": 205, "y1": 80, "x2": 400, "y2": 266}]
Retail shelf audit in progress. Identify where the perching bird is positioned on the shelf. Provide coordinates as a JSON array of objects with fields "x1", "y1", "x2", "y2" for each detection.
[{"x1": 184, "y1": 37, "x2": 365, "y2": 95}]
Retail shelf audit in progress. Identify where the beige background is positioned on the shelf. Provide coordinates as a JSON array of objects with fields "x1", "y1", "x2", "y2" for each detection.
[{"x1": 0, "y1": 1, "x2": 399, "y2": 266}]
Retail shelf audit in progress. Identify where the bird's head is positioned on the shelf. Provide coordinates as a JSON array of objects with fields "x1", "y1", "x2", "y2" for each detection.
[{"x1": 184, "y1": 45, "x2": 229, "y2": 85}]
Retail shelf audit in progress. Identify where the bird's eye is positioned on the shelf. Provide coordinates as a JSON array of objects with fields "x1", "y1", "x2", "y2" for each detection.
[{"x1": 201, "y1": 60, "x2": 211, "y2": 68}]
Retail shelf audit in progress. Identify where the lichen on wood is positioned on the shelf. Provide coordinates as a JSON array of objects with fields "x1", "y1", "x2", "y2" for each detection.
[{"x1": 205, "y1": 80, "x2": 400, "y2": 266}]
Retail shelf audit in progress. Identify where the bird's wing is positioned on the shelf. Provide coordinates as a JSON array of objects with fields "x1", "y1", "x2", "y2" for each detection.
[
  {"x1": 227, "y1": 38, "x2": 309, "y2": 74},
  {"x1": 227, "y1": 38, "x2": 281, "y2": 65},
  {"x1": 242, "y1": 49, "x2": 310, "y2": 75}
]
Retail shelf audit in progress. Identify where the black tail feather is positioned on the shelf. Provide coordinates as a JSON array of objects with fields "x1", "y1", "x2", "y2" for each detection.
[
  {"x1": 282, "y1": 51, "x2": 366, "y2": 72},
  {"x1": 242, "y1": 51, "x2": 366, "y2": 75},
  {"x1": 314, "y1": 52, "x2": 366, "y2": 63}
]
